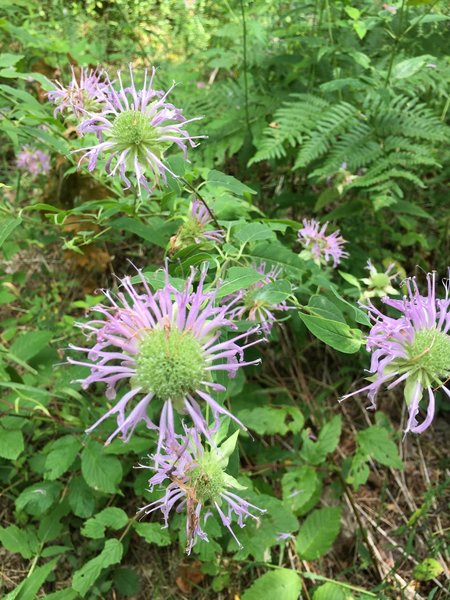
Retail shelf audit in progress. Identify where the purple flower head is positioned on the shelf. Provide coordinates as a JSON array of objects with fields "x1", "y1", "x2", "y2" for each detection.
[
  {"x1": 298, "y1": 219, "x2": 348, "y2": 268},
  {"x1": 228, "y1": 263, "x2": 289, "y2": 334},
  {"x1": 139, "y1": 429, "x2": 266, "y2": 554},
  {"x1": 16, "y1": 146, "x2": 51, "y2": 178},
  {"x1": 68, "y1": 264, "x2": 263, "y2": 448},
  {"x1": 340, "y1": 271, "x2": 450, "y2": 435},
  {"x1": 171, "y1": 199, "x2": 225, "y2": 252},
  {"x1": 48, "y1": 66, "x2": 107, "y2": 118},
  {"x1": 360, "y1": 260, "x2": 400, "y2": 300},
  {"x1": 74, "y1": 64, "x2": 205, "y2": 195}
]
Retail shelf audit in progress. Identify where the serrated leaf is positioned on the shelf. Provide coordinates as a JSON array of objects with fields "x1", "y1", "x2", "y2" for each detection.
[
  {"x1": 72, "y1": 539, "x2": 123, "y2": 597},
  {"x1": 216, "y1": 266, "x2": 264, "y2": 299},
  {"x1": 300, "y1": 313, "x2": 362, "y2": 353},
  {"x1": 0, "y1": 217, "x2": 22, "y2": 247},
  {"x1": 68, "y1": 476, "x2": 96, "y2": 518},
  {"x1": 133, "y1": 522, "x2": 171, "y2": 546},
  {"x1": 16, "y1": 481, "x2": 62, "y2": 516},
  {"x1": 234, "y1": 223, "x2": 276, "y2": 245},
  {"x1": 237, "y1": 406, "x2": 304, "y2": 436},
  {"x1": 9, "y1": 330, "x2": 53, "y2": 362},
  {"x1": 282, "y1": 466, "x2": 322, "y2": 514},
  {"x1": 44, "y1": 435, "x2": 80, "y2": 480},
  {"x1": 0, "y1": 428, "x2": 24, "y2": 460},
  {"x1": 81, "y1": 440, "x2": 123, "y2": 494},
  {"x1": 357, "y1": 426, "x2": 403, "y2": 470},
  {"x1": 0, "y1": 525, "x2": 39, "y2": 559},
  {"x1": 308, "y1": 295, "x2": 346, "y2": 323},
  {"x1": 113, "y1": 567, "x2": 141, "y2": 597},
  {"x1": 207, "y1": 170, "x2": 256, "y2": 195},
  {"x1": 242, "y1": 569, "x2": 302, "y2": 600},
  {"x1": 296, "y1": 507, "x2": 341, "y2": 560},
  {"x1": 300, "y1": 416, "x2": 342, "y2": 465},
  {"x1": 232, "y1": 494, "x2": 298, "y2": 560},
  {"x1": 81, "y1": 507, "x2": 128, "y2": 539},
  {"x1": 313, "y1": 582, "x2": 346, "y2": 600}
]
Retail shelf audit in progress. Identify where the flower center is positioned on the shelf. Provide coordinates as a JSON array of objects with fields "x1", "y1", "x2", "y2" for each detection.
[
  {"x1": 371, "y1": 273, "x2": 391, "y2": 288},
  {"x1": 111, "y1": 110, "x2": 158, "y2": 148},
  {"x1": 134, "y1": 327, "x2": 205, "y2": 406},
  {"x1": 191, "y1": 457, "x2": 225, "y2": 503},
  {"x1": 406, "y1": 328, "x2": 450, "y2": 380}
]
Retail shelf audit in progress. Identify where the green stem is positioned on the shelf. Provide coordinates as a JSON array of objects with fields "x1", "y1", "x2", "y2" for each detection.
[
  {"x1": 240, "y1": 0, "x2": 252, "y2": 139},
  {"x1": 16, "y1": 171, "x2": 22, "y2": 205},
  {"x1": 180, "y1": 177, "x2": 222, "y2": 231},
  {"x1": 384, "y1": 0, "x2": 407, "y2": 87}
]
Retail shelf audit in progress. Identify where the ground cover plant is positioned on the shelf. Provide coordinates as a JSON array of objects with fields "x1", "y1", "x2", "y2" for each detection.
[{"x1": 0, "y1": 0, "x2": 449, "y2": 598}]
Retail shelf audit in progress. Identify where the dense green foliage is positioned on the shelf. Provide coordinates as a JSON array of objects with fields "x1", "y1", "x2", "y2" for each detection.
[{"x1": 0, "y1": 0, "x2": 449, "y2": 598}]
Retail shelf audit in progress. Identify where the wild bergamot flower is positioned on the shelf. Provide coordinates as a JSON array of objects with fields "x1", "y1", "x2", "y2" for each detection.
[
  {"x1": 360, "y1": 260, "x2": 400, "y2": 301},
  {"x1": 340, "y1": 271, "x2": 450, "y2": 434},
  {"x1": 139, "y1": 429, "x2": 265, "y2": 554},
  {"x1": 170, "y1": 198, "x2": 225, "y2": 252},
  {"x1": 298, "y1": 218, "x2": 348, "y2": 268},
  {"x1": 48, "y1": 66, "x2": 107, "y2": 118},
  {"x1": 16, "y1": 146, "x2": 51, "y2": 178},
  {"x1": 74, "y1": 64, "x2": 204, "y2": 194},
  {"x1": 228, "y1": 263, "x2": 289, "y2": 334},
  {"x1": 69, "y1": 264, "x2": 263, "y2": 447}
]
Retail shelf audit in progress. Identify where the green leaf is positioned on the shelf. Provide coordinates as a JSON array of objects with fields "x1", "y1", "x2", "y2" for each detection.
[
  {"x1": 43, "y1": 589, "x2": 78, "y2": 600},
  {"x1": 313, "y1": 582, "x2": 346, "y2": 600},
  {"x1": 68, "y1": 476, "x2": 96, "y2": 518},
  {"x1": 412, "y1": 558, "x2": 444, "y2": 581},
  {"x1": 81, "y1": 440, "x2": 123, "y2": 494},
  {"x1": 242, "y1": 569, "x2": 302, "y2": 600},
  {"x1": 0, "y1": 525, "x2": 39, "y2": 559},
  {"x1": 0, "y1": 427, "x2": 24, "y2": 460},
  {"x1": 282, "y1": 466, "x2": 322, "y2": 514},
  {"x1": 4, "y1": 557, "x2": 59, "y2": 600},
  {"x1": 233, "y1": 494, "x2": 298, "y2": 560},
  {"x1": 251, "y1": 242, "x2": 304, "y2": 280},
  {"x1": 216, "y1": 266, "x2": 264, "y2": 299},
  {"x1": 9, "y1": 330, "x2": 53, "y2": 362},
  {"x1": 234, "y1": 222, "x2": 276, "y2": 245},
  {"x1": 308, "y1": 295, "x2": 346, "y2": 323},
  {"x1": 299, "y1": 313, "x2": 363, "y2": 353},
  {"x1": 113, "y1": 568, "x2": 141, "y2": 597},
  {"x1": 237, "y1": 406, "x2": 304, "y2": 436},
  {"x1": 110, "y1": 216, "x2": 176, "y2": 249},
  {"x1": 296, "y1": 507, "x2": 341, "y2": 560},
  {"x1": 44, "y1": 435, "x2": 80, "y2": 480},
  {"x1": 392, "y1": 55, "x2": 435, "y2": 80},
  {"x1": 72, "y1": 539, "x2": 123, "y2": 597},
  {"x1": 300, "y1": 416, "x2": 342, "y2": 465},
  {"x1": 344, "y1": 6, "x2": 360, "y2": 19},
  {"x1": 0, "y1": 217, "x2": 22, "y2": 248},
  {"x1": 0, "y1": 53, "x2": 23, "y2": 67},
  {"x1": 357, "y1": 426, "x2": 403, "y2": 470},
  {"x1": 206, "y1": 170, "x2": 256, "y2": 195},
  {"x1": 81, "y1": 507, "x2": 128, "y2": 539},
  {"x1": 16, "y1": 481, "x2": 62, "y2": 516},
  {"x1": 133, "y1": 522, "x2": 171, "y2": 547}
]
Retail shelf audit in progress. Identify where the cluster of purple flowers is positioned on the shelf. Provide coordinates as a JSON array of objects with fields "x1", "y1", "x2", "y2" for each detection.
[
  {"x1": 298, "y1": 218, "x2": 348, "y2": 268},
  {"x1": 70, "y1": 263, "x2": 267, "y2": 550},
  {"x1": 16, "y1": 146, "x2": 51, "y2": 178},
  {"x1": 342, "y1": 271, "x2": 450, "y2": 435},
  {"x1": 49, "y1": 64, "x2": 203, "y2": 194}
]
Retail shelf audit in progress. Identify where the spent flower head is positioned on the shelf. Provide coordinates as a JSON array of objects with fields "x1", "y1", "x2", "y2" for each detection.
[
  {"x1": 139, "y1": 429, "x2": 265, "y2": 554},
  {"x1": 298, "y1": 218, "x2": 348, "y2": 268},
  {"x1": 340, "y1": 271, "x2": 450, "y2": 434},
  {"x1": 74, "y1": 64, "x2": 204, "y2": 194},
  {"x1": 16, "y1": 146, "x2": 51, "y2": 178},
  {"x1": 48, "y1": 66, "x2": 107, "y2": 118},
  {"x1": 228, "y1": 263, "x2": 289, "y2": 334},
  {"x1": 170, "y1": 198, "x2": 225, "y2": 252},
  {"x1": 360, "y1": 260, "x2": 400, "y2": 301},
  {"x1": 68, "y1": 264, "x2": 263, "y2": 448}
]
